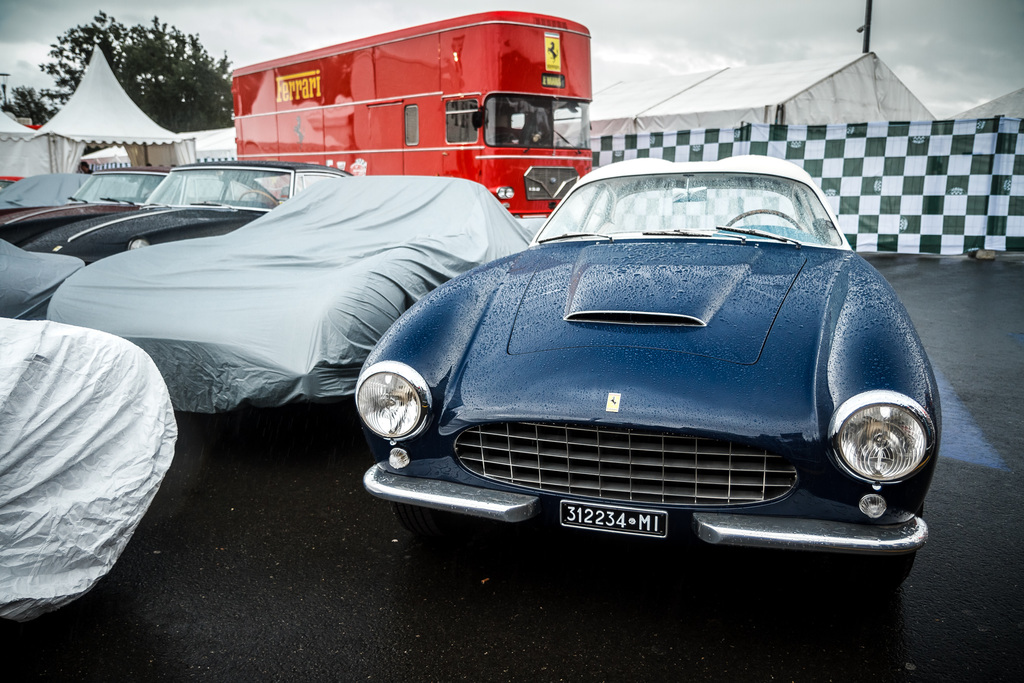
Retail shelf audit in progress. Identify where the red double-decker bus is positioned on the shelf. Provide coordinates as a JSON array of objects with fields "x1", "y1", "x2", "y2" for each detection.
[{"x1": 231, "y1": 11, "x2": 592, "y2": 216}]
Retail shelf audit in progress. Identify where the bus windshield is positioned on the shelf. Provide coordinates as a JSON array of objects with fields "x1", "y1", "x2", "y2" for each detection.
[{"x1": 484, "y1": 95, "x2": 589, "y2": 150}]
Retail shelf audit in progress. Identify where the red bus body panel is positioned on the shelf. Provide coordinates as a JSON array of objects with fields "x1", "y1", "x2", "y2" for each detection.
[{"x1": 232, "y1": 12, "x2": 592, "y2": 215}]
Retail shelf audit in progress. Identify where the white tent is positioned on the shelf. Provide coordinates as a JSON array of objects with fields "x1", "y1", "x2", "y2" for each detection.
[
  {"x1": 83, "y1": 127, "x2": 235, "y2": 168},
  {"x1": 0, "y1": 113, "x2": 50, "y2": 177},
  {"x1": 1, "y1": 50, "x2": 196, "y2": 175},
  {"x1": 186, "y1": 127, "x2": 237, "y2": 161},
  {"x1": 955, "y1": 87, "x2": 1024, "y2": 119},
  {"x1": 591, "y1": 53, "x2": 934, "y2": 136}
]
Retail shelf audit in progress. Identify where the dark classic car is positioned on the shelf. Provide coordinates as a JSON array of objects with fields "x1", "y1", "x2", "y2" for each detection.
[
  {"x1": 0, "y1": 167, "x2": 169, "y2": 246},
  {"x1": 21, "y1": 161, "x2": 349, "y2": 262},
  {"x1": 357, "y1": 156, "x2": 941, "y2": 588}
]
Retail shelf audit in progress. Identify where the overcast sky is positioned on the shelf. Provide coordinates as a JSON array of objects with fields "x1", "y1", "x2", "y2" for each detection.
[{"x1": 1, "y1": 0, "x2": 1020, "y2": 120}]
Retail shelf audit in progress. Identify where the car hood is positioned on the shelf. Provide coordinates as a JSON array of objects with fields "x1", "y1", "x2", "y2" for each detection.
[{"x1": 508, "y1": 240, "x2": 805, "y2": 364}]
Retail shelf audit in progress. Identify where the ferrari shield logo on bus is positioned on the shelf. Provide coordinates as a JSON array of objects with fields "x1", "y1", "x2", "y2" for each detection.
[{"x1": 545, "y1": 33, "x2": 561, "y2": 72}]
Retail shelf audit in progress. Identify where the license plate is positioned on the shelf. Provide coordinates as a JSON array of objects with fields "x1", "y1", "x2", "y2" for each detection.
[{"x1": 560, "y1": 500, "x2": 668, "y2": 538}]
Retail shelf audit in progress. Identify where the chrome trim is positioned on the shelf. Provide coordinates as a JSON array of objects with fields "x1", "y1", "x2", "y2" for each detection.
[
  {"x1": 67, "y1": 208, "x2": 181, "y2": 242},
  {"x1": 455, "y1": 422, "x2": 797, "y2": 506},
  {"x1": 692, "y1": 512, "x2": 928, "y2": 555},
  {"x1": 564, "y1": 310, "x2": 707, "y2": 327},
  {"x1": 828, "y1": 390, "x2": 936, "y2": 483},
  {"x1": 355, "y1": 361, "x2": 432, "y2": 441},
  {"x1": 363, "y1": 465, "x2": 541, "y2": 522}
]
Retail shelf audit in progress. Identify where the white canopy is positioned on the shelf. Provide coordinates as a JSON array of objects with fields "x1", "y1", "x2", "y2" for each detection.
[
  {"x1": 591, "y1": 53, "x2": 934, "y2": 136},
  {"x1": 955, "y1": 87, "x2": 1024, "y2": 119},
  {"x1": 0, "y1": 112, "x2": 35, "y2": 139},
  {"x1": 0, "y1": 114, "x2": 49, "y2": 176},
  {"x1": 0, "y1": 51, "x2": 196, "y2": 175}
]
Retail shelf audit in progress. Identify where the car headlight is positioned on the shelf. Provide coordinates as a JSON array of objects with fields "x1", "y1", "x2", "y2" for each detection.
[
  {"x1": 356, "y1": 361, "x2": 431, "y2": 440},
  {"x1": 128, "y1": 237, "x2": 150, "y2": 250},
  {"x1": 830, "y1": 390, "x2": 934, "y2": 482}
]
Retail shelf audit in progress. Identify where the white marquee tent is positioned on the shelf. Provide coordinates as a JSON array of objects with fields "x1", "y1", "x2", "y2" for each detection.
[
  {"x1": 0, "y1": 113, "x2": 50, "y2": 176},
  {"x1": 591, "y1": 53, "x2": 934, "y2": 137},
  {"x1": 955, "y1": 87, "x2": 1024, "y2": 119},
  {"x1": 0, "y1": 51, "x2": 196, "y2": 176}
]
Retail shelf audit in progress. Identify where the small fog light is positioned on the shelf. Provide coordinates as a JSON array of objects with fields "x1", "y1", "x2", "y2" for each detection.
[
  {"x1": 389, "y1": 447, "x2": 411, "y2": 469},
  {"x1": 859, "y1": 493, "x2": 887, "y2": 519},
  {"x1": 496, "y1": 186, "x2": 515, "y2": 200},
  {"x1": 128, "y1": 237, "x2": 150, "y2": 250}
]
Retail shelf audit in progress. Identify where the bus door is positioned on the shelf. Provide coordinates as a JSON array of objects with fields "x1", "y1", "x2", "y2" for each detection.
[{"x1": 366, "y1": 101, "x2": 405, "y2": 174}]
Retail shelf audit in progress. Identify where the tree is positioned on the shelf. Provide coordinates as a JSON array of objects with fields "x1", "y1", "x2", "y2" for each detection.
[
  {"x1": 2, "y1": 86, "x2": 56, "y2": 126},
  {"x1": 40, "y1": 12, "x2": 233, "y2": 131}
]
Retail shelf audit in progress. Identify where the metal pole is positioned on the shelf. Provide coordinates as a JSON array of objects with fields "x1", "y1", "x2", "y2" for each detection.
[{"x1": 862, "y1": 0, "x2": 873, "y2": 53}]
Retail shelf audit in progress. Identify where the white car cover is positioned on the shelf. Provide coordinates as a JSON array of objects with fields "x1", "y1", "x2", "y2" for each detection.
[
  {"x1": 48, "y1": 175, "x2": 535, "y2": 413},
  {"x1": 0, "y1": 319, "x2": 176, "y2": 622}
]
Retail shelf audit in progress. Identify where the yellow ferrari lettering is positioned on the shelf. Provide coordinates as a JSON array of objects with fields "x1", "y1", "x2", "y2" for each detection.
[
  {"x1": 276, "y1": 70, "x2": 322, "y2": 103},
  {"x1": 544, "y1": 33, "x2": 561, "y2": 72}
]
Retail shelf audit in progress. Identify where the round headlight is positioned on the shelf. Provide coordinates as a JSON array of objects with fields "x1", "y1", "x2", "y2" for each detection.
[
  {"x1": 831, "y1": 391, "x2": 933, "y2": 482},
  {"x1": 355, "y1": 362, "x2": 430, "y2": 440},
  {"x1": 128, "y1": 237, "x2": 150, "y2": 250}
]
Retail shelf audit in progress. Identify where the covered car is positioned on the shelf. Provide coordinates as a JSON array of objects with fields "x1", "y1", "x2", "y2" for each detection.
[
  {"x1": 0, "y1": 240, "x2": 84, "y2": 319},
  {"x1": 21, "y1": 161, "x2": 348, "y2": 263},
  {"x1": 0, "y1": 174, "x2": 89, "y2": 210},
  {"x1": 0, "y1": 319, "x2": 176, "y2": 622},
  {"x1": 357, "y1": 156, "x2": 941, "y2": 589},
  {"x1": 0, "y1": 167, "x2": 169, "y2": 246},
  {"x1": 47, "y1": 175, "x2": 535, "y2": 413}
]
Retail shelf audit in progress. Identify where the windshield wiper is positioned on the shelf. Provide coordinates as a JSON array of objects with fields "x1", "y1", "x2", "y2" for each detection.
[
  {"x1": 715, "y1": 226, "x2": 801, "y2": 248},
  {"x1": 641, "y1": 228, "x2": 718, "y2": 238},
  {"x1": 99, "y1": 197, "x2": 137, "y2": 205},
  {"x1": 537, "y1": 232, "x2": 614, "y2": 244},
  {"x1": 189, "y1": 201, "x2": 237, "y2": 209}
]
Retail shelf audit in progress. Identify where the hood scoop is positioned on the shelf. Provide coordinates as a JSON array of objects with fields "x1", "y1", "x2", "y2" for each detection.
[
  {"x1": 564, "y1": 310, "x2": 706, "y2": 327},
  {"x1": 509, "y1": 241, "x2": 806, "y2": 364}
]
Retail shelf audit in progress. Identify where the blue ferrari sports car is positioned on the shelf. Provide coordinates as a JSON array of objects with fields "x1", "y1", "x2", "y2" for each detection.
[{"x1": 357, "y1": 156, "x2": 940, "y2": 588}]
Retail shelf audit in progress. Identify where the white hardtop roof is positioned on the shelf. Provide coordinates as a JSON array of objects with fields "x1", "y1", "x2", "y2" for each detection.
[{"x1": 580, "y1": 155, "x2": 822, "y2": 187}]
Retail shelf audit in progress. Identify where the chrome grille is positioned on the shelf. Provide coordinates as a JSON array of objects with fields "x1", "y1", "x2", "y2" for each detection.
[
  {"x1": 524, "y1": 166, "x2": 579, "y2": 201},
  {"x1": 455, "y1": 422, "x2": 797, "y2": 506}
]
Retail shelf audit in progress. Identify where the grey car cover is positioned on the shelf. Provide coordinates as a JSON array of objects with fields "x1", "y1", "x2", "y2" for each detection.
[
  {"x1": 0, "y1": 319, "x2": 176, "y2": 622},
  {"x1": 0, "y1": 240, "x2": 84, "y2": 319},
  {"x1": 48, "y1": 175, "x2": 534, "y2": 412}
]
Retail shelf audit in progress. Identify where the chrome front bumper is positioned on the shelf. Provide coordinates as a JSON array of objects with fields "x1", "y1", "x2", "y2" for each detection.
[
  {"x1": 364, "y1": 466, "x2": 927, "y2": 554},
  {"x1": 363, "y1": 465, "x2": 541, "y2": 522},
  {"x1": 692, "y1": 512, "x2": 928, "y2": 555}
]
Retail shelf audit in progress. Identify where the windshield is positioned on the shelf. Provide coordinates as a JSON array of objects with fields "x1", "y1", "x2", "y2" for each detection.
[
  {"x1": 484, "y1": 95, "x2": 589, "y2": 149},
  {"x1": 535, "y1": 172, "x2": 844, "y2": 247},
  {"x1": 71, "y1": 172, "x2": 166, "y2": 203},
  {"x1": 146, "y1": 168, "x2": 293, "y2": 209}
]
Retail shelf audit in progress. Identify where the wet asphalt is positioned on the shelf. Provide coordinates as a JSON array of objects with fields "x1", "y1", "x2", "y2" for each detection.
[{"x1": 2, "y1": 252, "x2": 1023, "y2": 682}]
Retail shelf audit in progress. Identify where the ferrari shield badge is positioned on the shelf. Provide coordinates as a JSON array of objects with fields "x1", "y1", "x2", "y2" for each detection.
[{"x1": 606, "y1": 393, "x2": 621, "y2": 412}]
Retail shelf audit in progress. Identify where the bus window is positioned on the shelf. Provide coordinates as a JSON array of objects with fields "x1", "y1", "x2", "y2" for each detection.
[
  {"x1": 484, "y1": 95, "x2": 590, "y2": 149},
  {"x1": 405, "y1": 105, "x2": 419, "y2": 146},
  {"x1": 446, "y1": 99, "x2": 479, "y2": 143}
]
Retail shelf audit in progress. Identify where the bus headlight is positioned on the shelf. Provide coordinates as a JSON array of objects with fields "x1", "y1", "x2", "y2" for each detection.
[
  {"x1": 830, "y1": 391, "x2": 933, "y2": 482},
  {"x1": 495, "y1": 186, "x2": 515, "y2": 200},
  {"x1": 356, "y1": 362, "x2": 431, "y2": 441}
]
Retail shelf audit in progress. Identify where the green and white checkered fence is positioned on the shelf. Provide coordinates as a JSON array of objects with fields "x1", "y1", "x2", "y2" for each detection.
[{"x1": 591, "y1": 118, "x2": 1024, "y2": 254}]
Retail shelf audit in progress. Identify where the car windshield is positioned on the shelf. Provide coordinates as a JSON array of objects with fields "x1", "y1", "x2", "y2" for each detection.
[
  {"x1": 535, "y1": 172, "x2": 844, "y2": 247},
  {"x1": 484, "y1": 95, "x2": 590, "y2": 149},
  {"x1": 71, "y1": 172, "x2": 166, "y2": 204},
  {"x1": 146, "y1": 168, "x2": 293, "y2": 210}
]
